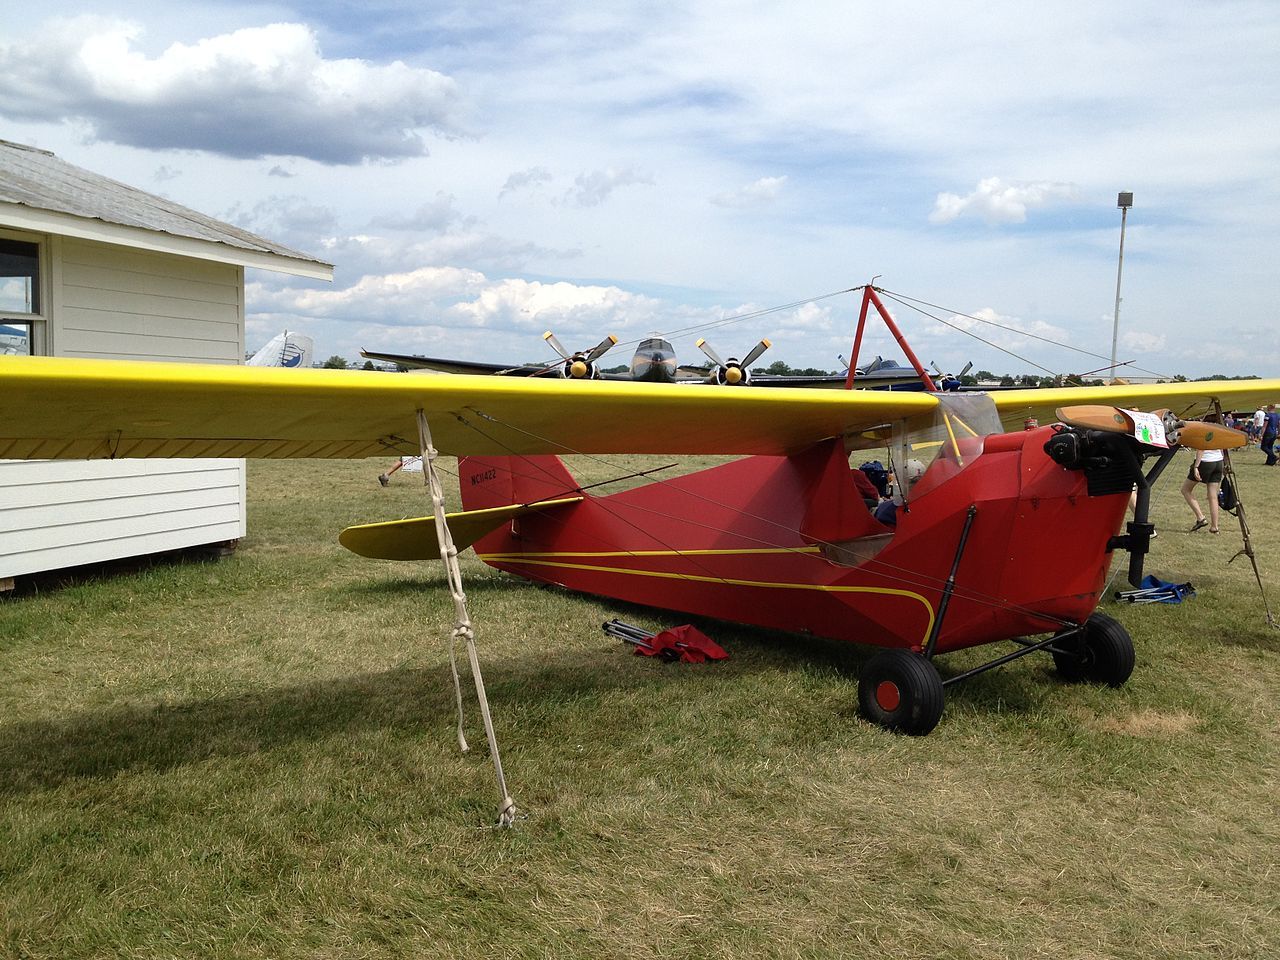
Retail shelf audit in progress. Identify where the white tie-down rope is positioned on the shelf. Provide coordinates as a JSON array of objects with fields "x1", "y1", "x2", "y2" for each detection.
[{"x1": 416, "y1": 410, "x2": 517, "y2": 827}]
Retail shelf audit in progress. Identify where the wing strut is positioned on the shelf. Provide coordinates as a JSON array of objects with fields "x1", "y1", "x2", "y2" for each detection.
[{"x1": 417, "y1": 409, "x2": 518, "y2": 827}]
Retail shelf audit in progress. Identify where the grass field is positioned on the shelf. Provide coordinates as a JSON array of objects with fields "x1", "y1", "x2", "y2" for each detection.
[{"x1": 2, "y1": 451, "x2": 1278, "y2": 959}]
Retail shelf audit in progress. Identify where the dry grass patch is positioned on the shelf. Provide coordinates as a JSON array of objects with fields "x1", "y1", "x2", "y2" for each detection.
[{"x1": 1093, "y1": 708, "x2": 1199, "y2": 737}]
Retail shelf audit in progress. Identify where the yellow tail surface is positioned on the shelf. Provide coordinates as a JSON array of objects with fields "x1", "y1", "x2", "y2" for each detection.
[{"x1": 339, "y1": 497, "x2": 582, "y2": 561}]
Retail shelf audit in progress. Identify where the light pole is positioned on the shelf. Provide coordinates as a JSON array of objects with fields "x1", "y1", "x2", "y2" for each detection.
[{"x1": 1109, "y1": 191, "x2": 1133, "y2": 383}]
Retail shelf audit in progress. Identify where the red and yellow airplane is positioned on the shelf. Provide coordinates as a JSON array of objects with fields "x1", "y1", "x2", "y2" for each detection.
[{"x1": 0, "y1": 316, "x2": 1273, "y2": 823}]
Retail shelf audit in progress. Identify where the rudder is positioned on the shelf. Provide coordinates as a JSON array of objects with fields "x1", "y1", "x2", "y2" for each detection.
[{"x1": 458, "y1": 455, "x2": 580, "y2": 511}]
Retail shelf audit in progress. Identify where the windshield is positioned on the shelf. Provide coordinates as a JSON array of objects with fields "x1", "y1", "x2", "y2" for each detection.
[{"x1": 892, "y1": 394, "x2": 1002, "y2": 502}]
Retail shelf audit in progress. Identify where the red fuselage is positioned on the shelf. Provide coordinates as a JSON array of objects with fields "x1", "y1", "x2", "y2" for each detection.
[{"x1": 460, "y1": 426, "x2": 1127, "y2": 655}]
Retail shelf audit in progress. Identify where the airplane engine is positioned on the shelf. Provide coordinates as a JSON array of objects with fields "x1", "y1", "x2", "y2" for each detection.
[
  {"x1": 1043, "y1": 427, "x2": 1146, "y2": 496},
  {"x1": 696, "y1": 338, "x2": 770, "y2": 386},
  {"x1": 544, "y1": 331, "x2": 617, "y2": 380}
]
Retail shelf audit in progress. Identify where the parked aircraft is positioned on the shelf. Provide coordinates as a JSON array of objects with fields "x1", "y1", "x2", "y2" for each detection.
[
  {"x1": 1, "y1": 284, "x2": 1272, "y2": 825},
  {"x1": 362, "y1": 331, "x2": 938, "y2": 390}
]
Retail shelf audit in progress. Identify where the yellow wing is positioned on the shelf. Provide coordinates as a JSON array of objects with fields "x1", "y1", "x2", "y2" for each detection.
[
  {"x1": 1, "y1": 355, "x2": 1276, "y2": 461},
  {"x1": 991, "y1": 381, "x2": 1278, "y2": 431},
  {"x1": 0, "y1": 356, "x2": 940, "y2": 459}
]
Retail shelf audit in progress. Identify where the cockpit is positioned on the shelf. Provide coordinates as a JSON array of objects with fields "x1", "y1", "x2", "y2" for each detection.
[
  {"x1": 890, "y1": 393, "x2": 1003, "y2": 503},
  {"x1": 826, "y1": 394, "x2": 1003, "y2": 566}
]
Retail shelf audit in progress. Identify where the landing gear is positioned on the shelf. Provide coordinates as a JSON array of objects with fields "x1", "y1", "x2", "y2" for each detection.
[
  {"x1": 1051, "y1": 612, "x2": 1135, "y2": 687},
  {"x1": 857, "y1": 613, "x2": 1134, "y2": 735},
  {"x1": 858, "y1": 649, "x2": 945, "y2": 735}
]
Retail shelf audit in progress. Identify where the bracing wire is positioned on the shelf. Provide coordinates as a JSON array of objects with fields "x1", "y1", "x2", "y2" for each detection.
[
  {"x1": 596, "y1": 288, "x2": 860, "y2": 362},
  {"x1": 878, "y1": 288, "x2": 1176, "y2": 383}
]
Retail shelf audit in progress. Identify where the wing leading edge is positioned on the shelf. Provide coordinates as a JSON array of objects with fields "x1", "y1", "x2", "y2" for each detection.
[
  {"x1": 0, "y1": 355, "x2": 940, "y2": 461},
  {"x1": 1, "y1": 356, "x2": 1276, "y2": 463}
]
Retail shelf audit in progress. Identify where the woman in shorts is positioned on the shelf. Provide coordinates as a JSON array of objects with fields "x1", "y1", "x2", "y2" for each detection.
[{"x1": 1181, "y1": 444, "x2": 1225, "y2": 534}]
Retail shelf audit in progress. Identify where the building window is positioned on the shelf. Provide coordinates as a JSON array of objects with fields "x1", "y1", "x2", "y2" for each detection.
[
  {"x1": 0, "y1": 238, "x2": 40, "y2": 315},
  {"x1": 0, "y1": 235, "x2": 44, "y2": 355}
]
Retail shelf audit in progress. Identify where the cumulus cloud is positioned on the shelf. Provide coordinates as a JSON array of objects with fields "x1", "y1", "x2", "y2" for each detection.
[
  {"x1": 248, "y1": 267, "x2": 664, "y2": 336},
  {"x1": 776, "y1": 300, "x2": 834, "y2": 332},
  {"x1": 710, "y1": 175, "x2": 787, "y2": 208},
  {"x1": 498, "y1": 166, "x2": 553, "y2": 199},
  {"x1": 248, "y1": 265, "x2": 489, "y2": 322},
  {"x1": 447, "y1": 277, "x2": 663, "y2": 330},
  {"x1": 929, "y1": 177, "x2": 1078, "y2": 225},
  {"x1": 562, "y1": 166, "x2": 653, "y2": 207},
  {"x1": 0, "y1": 18, "x2": 461, "y2": 163},
  {"x1": 314, "y1": 230, "x2": 578, "y2": 278}
]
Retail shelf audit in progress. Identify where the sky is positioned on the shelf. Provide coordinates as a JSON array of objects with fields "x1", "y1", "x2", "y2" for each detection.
[{"x1": 0, "y1": 1, "x2": 1277, "y2": 379}]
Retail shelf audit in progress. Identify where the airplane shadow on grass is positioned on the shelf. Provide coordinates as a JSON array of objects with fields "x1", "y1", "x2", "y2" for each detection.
[{"x1": 0, "y1": 581, "x2": 1053, "y2": 799}]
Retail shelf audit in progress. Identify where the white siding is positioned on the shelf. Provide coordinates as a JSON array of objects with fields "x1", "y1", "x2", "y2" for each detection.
[
  {"x1": 0, "y1": 238, "x2": 247, "y2": 579},
  {"x1": 57, "y1": 241, "x2": 243, "y2": 362}
]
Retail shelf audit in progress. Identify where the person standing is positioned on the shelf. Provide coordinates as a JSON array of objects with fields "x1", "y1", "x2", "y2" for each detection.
[
  {"x1": 1182, "y1": 446, "x2": 1225, "y2": 533},
  {"x1": 1264, "y1": 405, "x2": 1280, "y2": 466}
]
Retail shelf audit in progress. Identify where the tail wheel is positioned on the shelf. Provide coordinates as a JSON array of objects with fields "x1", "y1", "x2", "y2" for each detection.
[
  {"x1": 858, "y1": 649, "x2": 945, "y2": 735},
  {"x1": 1052, "y1": 612, "x2": 1135, "y2": 687}
]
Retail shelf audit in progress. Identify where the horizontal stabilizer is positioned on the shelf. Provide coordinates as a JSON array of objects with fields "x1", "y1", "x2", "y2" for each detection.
[{"x1": 338, "y1": 497, "x2": 582, "y2": 561}]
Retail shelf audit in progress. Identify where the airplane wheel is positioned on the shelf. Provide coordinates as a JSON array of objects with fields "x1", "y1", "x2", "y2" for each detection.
[
  {"x1": 1051, "y1": 613, "x2": 1135, "y2": 687},
  {"x1": 858, "y1": 649, "x2": 944, "y2": 735}
]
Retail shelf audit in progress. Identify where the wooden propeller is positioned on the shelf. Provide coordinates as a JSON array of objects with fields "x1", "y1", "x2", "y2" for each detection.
[
  {"x1": 1173, "y1": 421, "x2": 1247, "y2": 451},
  {"x1": 1056, "y1": 405, "x2": 1247, "y2": 450},
  {"x1": 1054, "y1": 405, "x2": 1132, "y2": 433}
]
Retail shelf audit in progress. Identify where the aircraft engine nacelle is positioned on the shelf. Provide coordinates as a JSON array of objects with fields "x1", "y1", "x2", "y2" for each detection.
[
  {"x1": 697, "y1": 338, "x2": 770, "y2": 387},
  {"x1": 561, "y1": 356, "x2": 602, "y2": 380},
  {"x1": 544, "y1": 331, "x2": 617, "y2": 380},
  {"x1": 711, "y1": 362, "x2": 750, "y2": 386},
  {"x1": 1043, "y1": 428, "x2": 1146, "y2": 496}
]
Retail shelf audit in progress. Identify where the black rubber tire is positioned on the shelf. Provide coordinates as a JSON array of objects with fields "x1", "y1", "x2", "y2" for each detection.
[
  {"x1": 858, "y1": 649, "x2": 945, "y2": 735},
  {"x1": 1051, "y1": 612, "x2": 1135, "y2": 687}
]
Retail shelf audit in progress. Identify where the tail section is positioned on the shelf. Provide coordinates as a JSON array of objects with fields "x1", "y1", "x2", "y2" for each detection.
[
  {"x1": 458, "y1": 455, "x2": 580, "y2": 512},
  {"x1": 339, "y1": 497, "x2": 582, "y2": 560},
  {"x1": 247, "y1": 330, "x2": 314, "y2": 368}
]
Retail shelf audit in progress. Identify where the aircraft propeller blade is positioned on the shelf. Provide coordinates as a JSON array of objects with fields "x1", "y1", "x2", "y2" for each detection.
[
  {"x1": 585, "y1": 334, "x2": 619, "y2": 362},
  {"x1": 543, "y1": 331, "x2": 572, "y2": 360},
  {"x1": 1054, "y1": 405, "x2": 1132, "y2": 433},
  {"x1": 1170, "y1": 421, "x2": 1247, "y2": 451},
  {"x1": 695, "y1": 338, "x2": 726, "y2": 368},
  {"x1": 1057, "y1": 404, "x2": 1248, "y2": 451},
  {"x1": 932, "y1": 360, "x2": 974, "y2": 380},
  {"x1": 740, "y1": 339, "x2": 772, "y2": 369}
]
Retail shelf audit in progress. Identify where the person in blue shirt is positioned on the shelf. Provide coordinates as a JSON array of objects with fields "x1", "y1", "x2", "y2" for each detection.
[{"x1": 1263, "y1": 405, "x2": 1280, "y2": 466}]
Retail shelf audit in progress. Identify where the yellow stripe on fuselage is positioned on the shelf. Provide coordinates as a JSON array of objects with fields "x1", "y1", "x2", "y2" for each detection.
[
  {"x1": 481, "y1": 546, "x2": 822, "y2": 558},
  {"x1": 476, "y1": 551, "x2": 936, "y2": 643}
]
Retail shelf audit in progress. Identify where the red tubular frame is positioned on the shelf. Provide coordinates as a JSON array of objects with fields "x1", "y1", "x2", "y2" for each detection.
[{"x1": 844, "y1": 286, "x2": 938, "y2": 392}]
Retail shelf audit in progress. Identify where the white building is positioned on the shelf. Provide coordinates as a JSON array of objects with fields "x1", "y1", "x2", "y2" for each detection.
[{"x1": 0, "y1": 139, "x2": 333, "y2": 583}]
